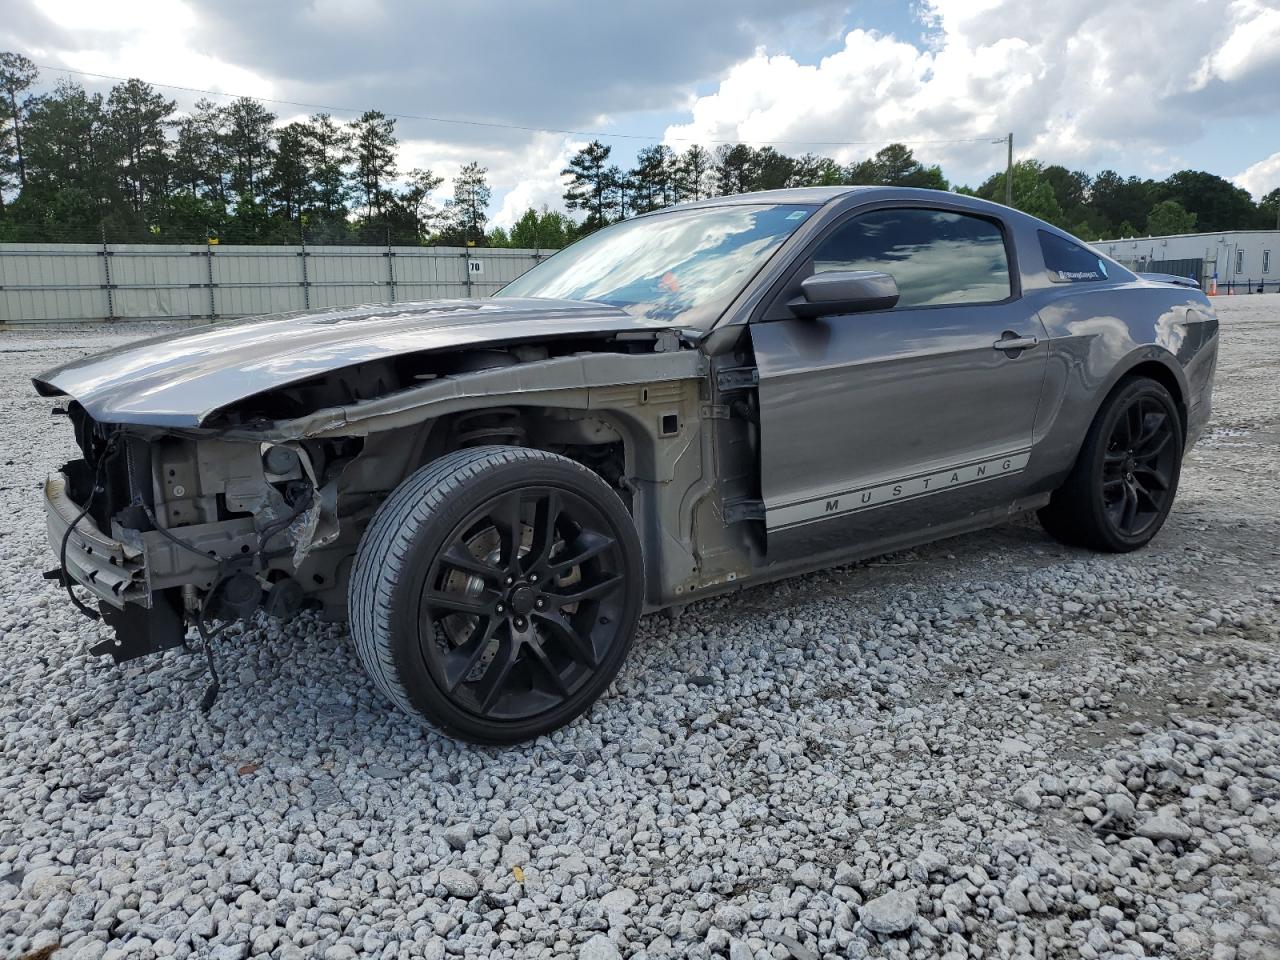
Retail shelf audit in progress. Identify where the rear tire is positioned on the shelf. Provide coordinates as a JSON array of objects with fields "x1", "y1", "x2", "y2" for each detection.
[
  {"x1": 1038, "y1": 377, "x2": 1183, "y2": 552},
  {"x1": 349, "y1": 445, "x2": 643, "y2": 743}
]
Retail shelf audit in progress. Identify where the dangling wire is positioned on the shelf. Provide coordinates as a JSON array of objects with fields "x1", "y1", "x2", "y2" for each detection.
[
  {"x1": 193, "y1": 609, "x2": 228, "y2": 713},
  {"x1": 133, "y1": 476, "x2": 314, "y2": 714},
  {"x1": 138, "y1": 499, "x2": 234, "y2": 713},
  {"x1": 58, "y1": 433, "x2": 122, "y2": 622}
]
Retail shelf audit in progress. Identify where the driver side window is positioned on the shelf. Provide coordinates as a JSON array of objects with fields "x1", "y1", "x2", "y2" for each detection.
[{"x1": 812, "y1": 208, "x2": 1012, "y2": 308}]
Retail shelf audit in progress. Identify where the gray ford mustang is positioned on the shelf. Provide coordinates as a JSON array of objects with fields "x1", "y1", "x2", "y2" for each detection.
[{"x1": 35, "y1": 187, "x2": 1218, "y2": 742}]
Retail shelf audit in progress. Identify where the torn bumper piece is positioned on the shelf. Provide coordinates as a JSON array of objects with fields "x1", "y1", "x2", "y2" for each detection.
[
  {"x1": 43, "y1": 470, "x2": 186, "y2": 662},
  {"x1": 44, "y1": 470, "x2": 148, "y2": 610}
]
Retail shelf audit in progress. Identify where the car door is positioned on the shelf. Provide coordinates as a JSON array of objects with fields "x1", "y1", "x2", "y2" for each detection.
[{"x1": 750, "y1": 204, "x2": 1049, "y2": 558}]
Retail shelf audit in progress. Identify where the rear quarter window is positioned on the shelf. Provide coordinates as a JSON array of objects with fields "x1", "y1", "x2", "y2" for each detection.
[{"x1": 1039, "y1": 231, "x2": 1108, "y2": 282}]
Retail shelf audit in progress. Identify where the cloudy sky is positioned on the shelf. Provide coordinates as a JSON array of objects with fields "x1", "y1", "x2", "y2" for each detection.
[{"x1": 5, "y1": 0, "x2": 1280, "y2": 226}]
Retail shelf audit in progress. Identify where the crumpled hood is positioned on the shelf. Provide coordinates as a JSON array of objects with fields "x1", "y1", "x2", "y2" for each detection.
[{"x1": 34, "y1": 297, "x2": 672, "y2": 428}]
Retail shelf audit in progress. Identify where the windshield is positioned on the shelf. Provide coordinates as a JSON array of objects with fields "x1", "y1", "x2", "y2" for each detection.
[{"x1": 496, "y1": 203, "x2": 815, "y2": 330}]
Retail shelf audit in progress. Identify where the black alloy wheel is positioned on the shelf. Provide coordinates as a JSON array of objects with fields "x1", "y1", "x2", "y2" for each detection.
[
  {"x1": 1100, "y1": 391, "x2": 1179, "y2": 539},
  {"x1": 421, "y1": 485, "x2": 629, "y2": 722},
  {"x1": 1038, "y1": 376, "x2": 1184, "y2": 553},
  {"x1": 350, "y1": 446, "x2": 644, "y2": 743}
]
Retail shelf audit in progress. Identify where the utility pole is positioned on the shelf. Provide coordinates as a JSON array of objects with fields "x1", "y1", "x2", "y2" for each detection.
[{"x1": 1005, "y1": 132, "x2": 1014, "y2": 208}]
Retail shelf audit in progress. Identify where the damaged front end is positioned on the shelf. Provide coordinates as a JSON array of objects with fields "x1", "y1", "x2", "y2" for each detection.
[{"x1": 46, "y1": 404, "x2": 360, "y2": 667}]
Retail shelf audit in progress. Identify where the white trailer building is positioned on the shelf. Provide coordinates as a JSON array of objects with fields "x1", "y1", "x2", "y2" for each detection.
[{"x1": 1097, "y1": 230, "x2": 1278, "y2": 293}]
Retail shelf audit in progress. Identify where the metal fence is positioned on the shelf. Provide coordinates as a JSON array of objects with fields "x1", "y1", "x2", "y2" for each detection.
[
  {"x1": 0, "y1": 243, "x2": 556, "y2": 325},
  {"x1": 1205, "y1": 279, "x2": 1280, "y2": 295},
  {"x1": 1112, "y1": 254, "x2": 1280, "y2": 294}
]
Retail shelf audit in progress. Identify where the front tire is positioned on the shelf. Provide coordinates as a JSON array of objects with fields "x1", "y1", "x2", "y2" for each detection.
[
  {"x1": 1038, "y1": 376, "x2": 1183, "y2": 552},
  {"x1": 349, "y1": 446, "x2": 643, "y2": 743}
]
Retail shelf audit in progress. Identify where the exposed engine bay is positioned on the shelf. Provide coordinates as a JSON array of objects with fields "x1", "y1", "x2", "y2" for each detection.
[{"x1": 43, "y1": 327, "x2": 757, "y2": 710}]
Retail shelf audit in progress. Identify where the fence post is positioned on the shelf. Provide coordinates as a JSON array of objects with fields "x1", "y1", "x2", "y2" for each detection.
[
  {"x1": 205, "y1": 234, "x2": 217, "y2": 320},
  {"x1": 100, "y1": 223, "x2": 116, "y2": 322},
  {"x1": 385, "y1": 228, "x2": 396, "y2": 304},
  {"x1": 299, "y1": 225, "x2": 310, "y2": 310},
  {"x1": 463, "y1": 251, "x2": 472, "y2": 299}
]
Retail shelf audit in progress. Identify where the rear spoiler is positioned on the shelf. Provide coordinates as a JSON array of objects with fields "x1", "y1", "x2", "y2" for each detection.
[{"x1": 1138, "y1": 272, "x2": 1200, "y2": 290}]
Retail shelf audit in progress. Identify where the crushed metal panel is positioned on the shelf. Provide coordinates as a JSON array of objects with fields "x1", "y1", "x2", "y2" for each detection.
[{"x1": 235, "y1": 349, "x2": 707, "y2": 441}]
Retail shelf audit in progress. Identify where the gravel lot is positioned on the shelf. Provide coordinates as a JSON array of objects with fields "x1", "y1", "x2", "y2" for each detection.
[{"x1": 1, "y1": 298, "x2": 1278, "y2": 960}]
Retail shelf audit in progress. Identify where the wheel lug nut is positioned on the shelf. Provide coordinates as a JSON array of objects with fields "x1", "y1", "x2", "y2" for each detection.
[
  {"x1": 495, "y1": 602, "x2": 505, "y2": 613},
  {"x1": 530, "y1": 573, "x2": 539, "y2": 582},
  {"x1": 535, "y1": 598, "x2": 545, "y2": 609},
  {"x1": 505, "y1": 576, "x2": 514, "y2": 585}
]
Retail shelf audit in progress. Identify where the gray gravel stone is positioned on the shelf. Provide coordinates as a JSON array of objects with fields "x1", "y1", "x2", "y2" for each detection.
[
  {"x1": 438, "y1": 868, "x2": 479, "y2": 899},
  {"x1": 443, "y1": 823, "x2": 473, "y2": 851},
  {"x1": 1013, "y1": 783, "x2": 1042, "y2": 810},
  {"x1": 791, "y1": 863, "x2": 821, "y2": 888},
  {"x1": 0, "y1": 301, "x2": 1278, "y2": 960},
  {"x1": 600, "y1": 888, "x2": 638, "y2": 914},
  {"x1": 1137, "y1": 812, "x2": 1193, "y2": 843},
  {"x1": 860, "y1": 890, "x2": 919, "y2": 934},
  {"x1": 578, "y1": 934, "x2": 621, "y2": 960},
  {"x1": 713, "y1": 903, "x2": 747, "y2": 931}
]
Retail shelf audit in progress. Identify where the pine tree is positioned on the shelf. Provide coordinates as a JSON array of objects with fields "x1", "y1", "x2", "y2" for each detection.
[
  {"x1": 753, "y1": 147, "x2": 794, "y2": 190},
  {"x1": 630, "y1": 145, "x2": 675, "y2": 213},
  {"x1": 712, "y1": 144, "x2": 757, "y2": 195},
  {"x1": 605, "y1": 164, "x2": 629, "y2": 221},
  {"x1": 398, "y1": 167, "x2": 444, "y2": 242},
  {"x1": 105, "y1": 79, "x2": 175, "y2": 216},
  {"x1": 268, "y1": 121, "x2": 315, "y2": 224},
  {"x1": 223, "y1": 96, "x2": 276, "y2": 212},
  {"x1": 304, "y1": 113, "x2": 352, "y2": 221},
  {"x1": 562, "y1": 140, "x2": 613, "y2": 230},
  {"x1": 0, "y1": 51, "x2": 38, "y2": 191},
  {"x1": 349, "y1": 109, "x2": 397, "y2": 218},
  {"x1": 789, "y1": 153, "x2": 845, "y2": 187},
  {"x1": 17, "y1": 80, "x2": 125, "y2": 234},
  {"x1": 171, "y1": 99, "x2": 228, "y2": 203},
  {"x1": 446, "y1": 162, "x2": 490, "y2": 244},
  {"x1": 674, "y1": 145, "x2": 711, "y2": 201},
  {"x1": 0, "y1": 102, "x2": 13, "y2": 213}
]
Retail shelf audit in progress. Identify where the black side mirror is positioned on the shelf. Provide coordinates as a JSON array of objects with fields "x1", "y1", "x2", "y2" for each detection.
[{"x1": 789, "y1": 270, "x2": 899, "y2": 318}]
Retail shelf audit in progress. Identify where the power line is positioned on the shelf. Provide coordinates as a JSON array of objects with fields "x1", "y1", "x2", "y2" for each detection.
[{"x1": 34, "y1": 62, "x2": 1004, "y2": 149}]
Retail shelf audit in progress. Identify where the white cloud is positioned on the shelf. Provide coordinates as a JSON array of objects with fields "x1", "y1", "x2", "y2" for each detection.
[
  {"x1": 1193, "y1": 0, "x2": 1280, "y2": 88},
  {"x1": 490, "y1": 138, "x2": 584, "y2": 228},
  {"x1": 663, "y1": 0, "x2": 1280, "y2": 186},
  {"x1": 35, "y1": 0, "x2": 277, "y2": 99},
  {"x1": 393, "y1": 132, "x2": 578, "y2": 228},
  {"x1": 38, "y1": 0, "x2": 188, "y2": 34},
  {"x1": 12, "y1": 0, "x2": 1280, "y2": 221},
  {"x1": 1234, "y1": 152, "x2": 1280, "y2": 199}
]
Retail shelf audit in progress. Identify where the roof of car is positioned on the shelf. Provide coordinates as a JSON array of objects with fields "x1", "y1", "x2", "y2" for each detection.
[
  {"x1": 669, "y1": 186, "x2": 866, "y2": 209},
  {"x1": 657, "y1": 185, "x2": 1020, "y2": 215}
]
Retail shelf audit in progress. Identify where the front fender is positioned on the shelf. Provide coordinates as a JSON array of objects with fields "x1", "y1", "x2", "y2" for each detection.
[
  {"x1": 207, "y1": 350, "x2": 705, "y2": 442},
  {"x1": 206, "y1": 349, "x2": 713, "y2": 610}
]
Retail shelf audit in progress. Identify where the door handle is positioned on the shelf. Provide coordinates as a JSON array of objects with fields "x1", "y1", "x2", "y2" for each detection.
[{"x1": 994, "y1": 333, "x2": 1039, "y2": 353}]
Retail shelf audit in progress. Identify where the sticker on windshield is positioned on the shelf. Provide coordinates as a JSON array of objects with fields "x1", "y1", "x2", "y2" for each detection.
[{"x1": 786, "y1": 210, "x2": 808, "y2": 220}]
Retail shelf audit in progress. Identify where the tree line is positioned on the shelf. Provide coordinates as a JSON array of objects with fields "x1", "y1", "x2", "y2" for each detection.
[
  {"x1": 2, "y1": 51, "x2": 1277, "y2": 249},
  {"x1": 0, "y1": 53, "x2": 494, "y2": 245},
  {"x1": 561, "y1": 139, "x2": 1280, "y2": 240}
]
